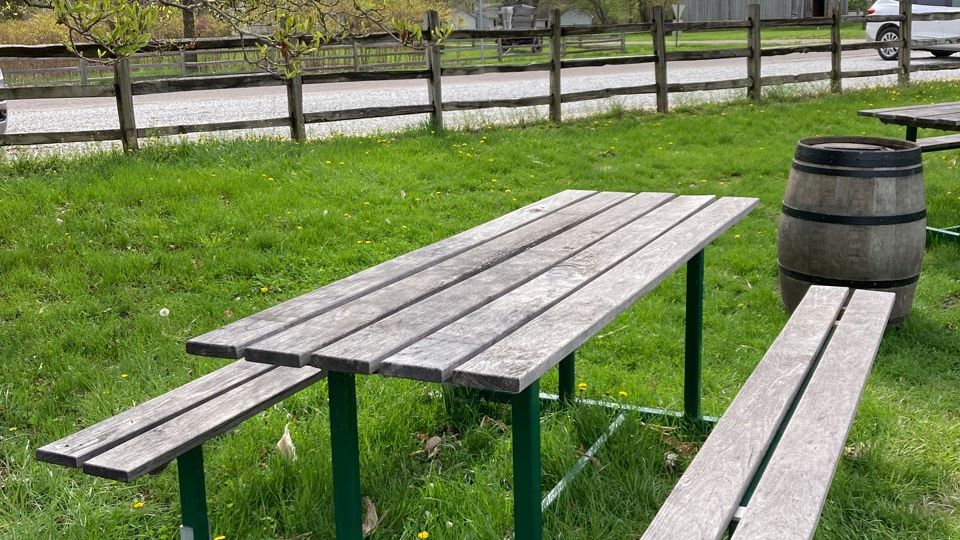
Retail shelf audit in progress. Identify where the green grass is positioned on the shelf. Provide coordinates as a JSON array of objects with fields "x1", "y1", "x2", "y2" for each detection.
[{"x1": 1, "y1": 81, "x2": 959, "y2": 540}]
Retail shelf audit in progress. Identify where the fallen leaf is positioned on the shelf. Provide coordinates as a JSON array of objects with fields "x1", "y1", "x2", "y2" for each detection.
[
  {"x1": 276, "y1": 423, "x2": 297, "y2": 462},
  {"x1": 424, "y1": 436, "x2": 442, "y2": 460},
  {"x1": 480, "y1": 415, "x2": 508, "y2": 432},
  {"x1": 362, "y1": 496, "x2": 383, "y2": 537},
  {"x1": 664, "y1": 451, "x2": 679, "y2": 472}
]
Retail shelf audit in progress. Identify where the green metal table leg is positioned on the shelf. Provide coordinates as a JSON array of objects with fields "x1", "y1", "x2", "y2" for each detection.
[
  {"x1": 328, "y1": 372, "x2": 362, "y2": 540},
  {"x1": 177, "y1": 445, "x2": 210, "y2": 540},
  {"x1": 684, "y1": 250, "x2": 705, "y2": 422},
  {"x1": 558, "y1": 352, "x2": 575, "y2": 406},
  {"x1": 512, "y1": 381, "x2": 542, "y2": 540}
]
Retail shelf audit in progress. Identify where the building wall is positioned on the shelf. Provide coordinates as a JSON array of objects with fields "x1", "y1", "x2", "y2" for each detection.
[{"x1": 680, "y1": 0, "x2": 847, "y2": 22}]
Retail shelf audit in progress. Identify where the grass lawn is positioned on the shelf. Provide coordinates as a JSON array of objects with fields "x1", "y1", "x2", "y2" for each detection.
[{"x1": 1, "y1": 81, "x2": 958, "y2": 539}]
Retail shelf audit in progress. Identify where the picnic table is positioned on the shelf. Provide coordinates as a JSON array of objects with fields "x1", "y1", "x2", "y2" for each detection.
[
  {"x1": 187, "y1": 189, "x2": 757, "y2": 540},
  {"x1": 859, "y1": 102, "x2": 960, "y2": 242}
]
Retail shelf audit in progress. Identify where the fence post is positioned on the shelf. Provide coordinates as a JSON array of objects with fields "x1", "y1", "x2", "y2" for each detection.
[
  {"x1": 652, "y1": 6, "x2": 668, "y2": 113},
  {"x1": 898, "y1": 0, "x2": 911, "y2": 85},
  {"x1": 747, "y1": 4, "x2": 762, "y2": 103},
  {"x1": 285, "y1": 73, "x2": 306, "y2": 142},
  {"x1": 352, "y1": 40, "x2": 360, "y2": 71},
  {"x1": 78, "y1": 57, "x2": 89, "y2": 85},
  {"x1": 113, "y1": 57, "x2": 138, "y2": 152},
  {"x1": 549, "y1": 9, "x2": 562, "y2": 123},
  {"x1": 424, "y1": 10, "x2": 444, "y2": 133},
  {"x1": 830, "y1": 1, "x2": 842, "y2": 92},
  {"x1": 180, "y1": 50, "x2": 188, "y2": 77}
]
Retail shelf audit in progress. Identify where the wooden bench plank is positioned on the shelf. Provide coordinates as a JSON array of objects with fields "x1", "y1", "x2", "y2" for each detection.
[
  {"x1": 35, "y1": 361, "x2": 274, "y2": 468},
  {"x1": 186, "y1": 189, "x2": 595, "y2": 359},
  {"x1": 918, "y1": 133, "x2": 960, "y2": 152},
  {"x1": 732, "y1": 289, "x2": 895, "y2": 540},
  {"x1": 81, "y1": 365, "x2": 325, "y2": 482},
  {"x1": 243, "y1": 192, "x2": 634, "y2": 367},
  {"x1": 311, "y1": 192, "x2": 678, "y2": 374},
  {"x1": 448, "y1": 197, "x2": 758, "y2": 393},
  {"x1": 859, "y1": 102, "x2": 960, "y2": 116},
  {"x1": 369, "y1": 195, "x2": 718, "y2": 383},
  {"x1": 639, "y1": 286, "x2": 849, "y2": 540}
]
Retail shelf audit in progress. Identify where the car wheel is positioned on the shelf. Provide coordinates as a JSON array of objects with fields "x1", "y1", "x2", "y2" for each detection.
[
  {"x1": 877, "y1": 26, "x2": 900, "y2": 61},
  {"x1": 931, "y1": 50, "x2": 954, "y2": 58}
]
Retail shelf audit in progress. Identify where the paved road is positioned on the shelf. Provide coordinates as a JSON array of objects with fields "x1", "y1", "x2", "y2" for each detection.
[{"x1": 6, "y1": 48, "x2": 960, "y2": 156}]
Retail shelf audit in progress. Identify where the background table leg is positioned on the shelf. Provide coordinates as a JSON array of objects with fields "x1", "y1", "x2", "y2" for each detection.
[
  {"x1": 328, "y1": 372, "x2": 362, "y2": 540},
  {"x1": 684, "y1": 250, "x2": 704, "y2": 422},
  {"x1": 558, "y1": 352, "x2": 575, "y2": 406},
  {"x1": 177, "y1": 445, "x2": 210, "y2": 540},
  {"x1": 512, "y1": 380, "x2": 542, "y2": 540},
  {"x1": 906, "y1": 125, "x2": 918, "y2": 142}
]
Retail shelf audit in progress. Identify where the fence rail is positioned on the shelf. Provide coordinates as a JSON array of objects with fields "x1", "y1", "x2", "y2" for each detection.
[{"x1": 0, "y1": 0, "x2": 957, "y2": 151}]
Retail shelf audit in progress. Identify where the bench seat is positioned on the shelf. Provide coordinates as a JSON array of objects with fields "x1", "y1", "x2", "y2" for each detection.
[
  {"x1": 37, "y1": 360, "x2": 323, "y2": 481},
  {"x1": 917, "y1": 132, "x2": 960, "y2": 152},
  {"x1": 641, "y1": 285, "x2": 894, "y2": 540}
]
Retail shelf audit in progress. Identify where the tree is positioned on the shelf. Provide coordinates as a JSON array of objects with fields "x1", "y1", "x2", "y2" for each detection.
[{"x1": 45, "y1": 0, "x2": 446, "y2": 77}]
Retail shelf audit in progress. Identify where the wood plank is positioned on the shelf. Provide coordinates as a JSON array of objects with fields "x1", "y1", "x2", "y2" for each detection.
[
  {"x1": 449, "y1": 197, "x2": 758, "y2": 393},
  {"x1": 304, "y1": 105, "x2": 434, "y2": 124},
  {"x1": 242, "y1": 192, "x2": 634, "y2": 367},
  {"x1": 137, "y1": 117, "x2": 291, "y2": 138},
  {"x1": 761, "y1": 72, "x2": 832, "y2": 86},
  {"x1": 0, "y1": 130, "x2": 122, "y2": 146},
  {"x1": 665, "y1": 48, "x2": 751, "y2": 62},
  {"x1": 35, "y1": 361, "x2": 273, "y2": 468},
  {"x1": 859, "y1": 102, "x2": 960, "y2": 116},
  {"x1": 186, "y1": 190, "x2": 596, "y2": 359},
  {"x1": 313, "y1": 193, "x2": 678, "y2": 375},
  {"x1": 668, "y1": 78, "x2": 751, "y2": 93},
  {"x1": 561, "y1": 55, "x2": 656, "y2": 69},
  {"x1": 81, "y1": 365, "x2": 324, "y2": 482},
  {"x1": 732, "y1": 289, "x2": 895, "y2": 540},
  {"x1": 561, "y1": 84, "x2": 658, "y2": 103},
  {"x1": 442, "y1": 96, "x2": 552, "y2": 112},
  {"x1": 0, "y1": 85, "x2": 115, "y2": 100},
  {"x1": 918, "y1": 133, "x2": 960, "y2": 152},
  {"x1": 441, "y1": 63, "x2": 552, "y2": 77},
  {"x1": 375, "y1": 196, "x2": 718, "y2": 383},
  {"x1": 639, "y1": 286, "x2": 849, "y2": 540}
]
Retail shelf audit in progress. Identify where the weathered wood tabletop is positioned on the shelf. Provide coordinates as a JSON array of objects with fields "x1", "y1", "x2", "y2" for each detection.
[
  {"x1": 189, "y1": 190, "x2": 757, "y2": 393},
  {"x1": 859, "y1": 101, "x2": 960, "y2": 131}
]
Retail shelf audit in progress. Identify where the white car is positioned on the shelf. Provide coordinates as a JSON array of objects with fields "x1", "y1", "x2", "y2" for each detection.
[
  {"x1": 867, "y1": 0, "x2": 960, "y2": 60},
  {"x1": 0, "y1": 68, "x2": 6, "y2": 135}
]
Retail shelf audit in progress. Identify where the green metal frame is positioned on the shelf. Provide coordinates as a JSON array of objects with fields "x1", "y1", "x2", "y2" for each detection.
[
  {"x1": 177, "y1": 445, "x2": 210, "y2": 540},
  {"x1": 328, "y1": 371, "x2": 363, "y2": 540},
  {"x1": 685, "y1": 250, "x2": 705, "y2": 422},
  {"x1": 319, "y1": 249, "x2": 713, "y2": 539},
  {"x1": 512, "y1": 381, "x2": 542, "y2": 540}
]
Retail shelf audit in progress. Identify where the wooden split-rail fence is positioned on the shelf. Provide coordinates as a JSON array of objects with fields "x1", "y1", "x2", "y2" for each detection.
[{"x1": 0, "y1": 0, "x2": 958, "y2": 151}]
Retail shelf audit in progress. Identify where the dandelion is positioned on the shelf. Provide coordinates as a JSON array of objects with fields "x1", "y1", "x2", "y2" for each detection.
[
  {"x1": 618, "y1": 390, "x2": 628, "y2": 398},
  {"x1": 577, "y1": 382, "x2": 587, "y2": 391},
  {"x1": 132, "y1": 501, "x2": 144, "y2": 509},
  {"x1": 417, "y1": 532, "x2": 430, "y2": 539},
  {"x1": 734, "y1": 234, "x2": 741, "y2": 240},
  {"x1": 121, "y1": 374, "x2": 129, "y2": 379},
  {"x1": 260, "y1": 286, "x2": 269, "y2": 294},
  {"x1": 213, "y1": 536, "x2": 226, "y2": 540},
  {"x1": 159, "y1": 308, "x2": 170, "y2": 317}
]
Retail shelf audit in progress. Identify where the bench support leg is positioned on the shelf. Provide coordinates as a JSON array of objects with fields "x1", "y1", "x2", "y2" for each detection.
[
  {"x1": 906, "y1": 125, "x2": 918, "y2": 142},
  {"x1": 177, "y1": 445, "x2": 210, "y2": 540},
  {"x1": 512, "y1": 380, "x2": 542, "y2": 540},
  {"x1": 328, "y1": 371, "x2": 363, "y2": 540},
  {"x1": 684, "y1": 250, "x2": 704, "y2": 422},
  {"x1": 558, "y1": 351, "x2": 575, "y2": 406}
]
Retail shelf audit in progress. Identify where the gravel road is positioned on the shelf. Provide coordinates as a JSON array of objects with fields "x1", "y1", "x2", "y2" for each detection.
[{"x1": 6, "y1": 48, "x2": 960, "y2": 157}]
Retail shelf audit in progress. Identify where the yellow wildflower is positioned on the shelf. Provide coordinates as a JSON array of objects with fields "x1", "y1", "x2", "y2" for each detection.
[
  {"x1": 577, "y1": 382, "x2": 587, "y2": 391},
  {"x1": 120, "y1": 374, "x2": 129, "y2": 379},
  {"x1": 132, "y1": 501, "x2": 144, "y2": 509},
  {"x1": 417, "y1": 532, "x2": 430, "y2": 539},
  {"x1": 260, "y1": 287, "x2": 269, "y2": 294},
  {"x1": 618, "y1": 391, "x2": 628, "y2": 398}
]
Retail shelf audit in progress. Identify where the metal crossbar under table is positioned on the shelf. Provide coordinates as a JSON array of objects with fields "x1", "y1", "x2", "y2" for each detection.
[{"x1": 324, "y1": 250, "x2": 715, "y2": 540}]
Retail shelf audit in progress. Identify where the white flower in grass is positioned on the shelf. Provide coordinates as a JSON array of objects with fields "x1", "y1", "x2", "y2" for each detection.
[
  {"x1": 276, "y1": 422, "x2": 297, "y2": 462},
  {"x1": 159, "y1": 308, "x2": 170, "y2": 317}
]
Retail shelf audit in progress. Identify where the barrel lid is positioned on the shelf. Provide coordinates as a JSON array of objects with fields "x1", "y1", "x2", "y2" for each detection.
[{"x1": 795, "y1": 136, "x2": 921, "y2": 168}]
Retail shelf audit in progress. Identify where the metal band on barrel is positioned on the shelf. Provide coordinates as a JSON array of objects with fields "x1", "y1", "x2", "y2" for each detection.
[
  {"x1": 778, "y1": 264, "x2": 920, "y2": 289},
  {"x1": 781, "y1": 204, "x2": 926, "y2": 226},
  {"x1": 791, "y1": 161, "x2": 923, "y2": 178}
]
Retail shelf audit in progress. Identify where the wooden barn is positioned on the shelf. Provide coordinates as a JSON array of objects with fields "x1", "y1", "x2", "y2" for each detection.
[{"x1": 680, "y1": 0, "x2": 849, "y2": 22}]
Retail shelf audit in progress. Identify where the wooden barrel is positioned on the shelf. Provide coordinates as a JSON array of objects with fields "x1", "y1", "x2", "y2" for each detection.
[{"x1": 778, "y1": 136, "x2": 925, "y2": 325}]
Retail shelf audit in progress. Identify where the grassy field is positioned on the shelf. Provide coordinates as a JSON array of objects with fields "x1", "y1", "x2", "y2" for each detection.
[{"x1": 1, "y1": 81, "x2": 958, "y2": 540}]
